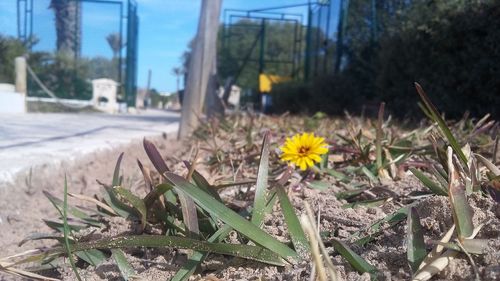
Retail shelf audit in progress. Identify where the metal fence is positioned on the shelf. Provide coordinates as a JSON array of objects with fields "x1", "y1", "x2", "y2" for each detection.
[
  {"x1": 221, "y1": 9, "x2": 304, "y2": 90},
  {"x1": 17, "y1": 0, "x2": 138, "y2": 106},
  {"x1": 304, "y1": 0, "x2": 344, "y2": 79}
]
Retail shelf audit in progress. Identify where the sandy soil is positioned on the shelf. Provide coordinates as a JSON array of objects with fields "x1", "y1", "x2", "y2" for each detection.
[{"x1": 0, "y1": 131, "x2": 499, "y2": 281}]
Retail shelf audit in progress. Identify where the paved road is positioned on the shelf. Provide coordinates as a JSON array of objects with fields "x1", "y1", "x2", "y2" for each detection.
[{"x1": 0, "y1": 110, "x2": 179, "y2": 183}]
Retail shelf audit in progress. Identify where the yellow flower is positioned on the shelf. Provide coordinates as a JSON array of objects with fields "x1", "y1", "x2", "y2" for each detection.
[{"x1": 280, "y1": 132, "x2": 328, "y2": 171}]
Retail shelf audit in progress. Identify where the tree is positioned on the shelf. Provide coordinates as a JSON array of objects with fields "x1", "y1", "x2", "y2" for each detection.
[
  {"x1": 178, "y1": 0, "x2": 222, "y2": 139},
  {"x1": 49, "y1": 0, "x2": 82, "y2": 58},
  {"x1": 106, "y1": 32, "x2": 122, "y2": 59},
  {"x1": 171, "y1": 66, "x2": 184, "y2": 94}
]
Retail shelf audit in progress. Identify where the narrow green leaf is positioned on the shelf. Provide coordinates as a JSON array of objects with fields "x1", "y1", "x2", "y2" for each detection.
[
  {"x1": 114, "y1": 187, "x2": 147, "y2": 231},
  {"x1": 335, "y1": 187, "x2": 368, "y2": 200},
  {"x1": 276, "y1": 186, "x2": 310, "y2": 257},
  {"x1": 353, "y1": 205, "x2": 411, "y2": 246},
  {"x1": 164, "y1": 172, "x2": 297, "y2": 262},
  {"x1": 75, "y1": 249, "x2": 106, "y2": 266},
  {"x1": 410, "y1": 168, "x2": 448, "y2": 196},
  {"x1": 251, "y1": 132, "x2": 270, "y2": 227},
  {"x1": 143, "y1": 183, "x2": 173, "y2": 208},
  {"x1": 306, "y1": 181, "x2": 330, "y2": 190},
  {"x1": 407, "y1": 207, "x2": 426, "y2": 272},
  {"x1": 342, "y1": 197, "x2": 391, "y2": 209},
  {"x1": 415, "y1": 83, "x2": 468, "y2": 165},
  {"x1": 51, "y1": 235, "x2": 285, "y2": 266},
  {"x1": 324, "y1": 168, "x2": 350, "y2": 183},
  {"x1": 447, "y1": 147, "x2": 474, "y2": 240},
  {"x1": 331, "y1": 239, "x2": 378, "y2": 280},
  {"x1": 43, "y1": 220, "x2": 86, "y2": 232},
  {"x1": 62, "y1": 176, "x2": 82, "y2": 281},
  {"x1": 263, "y1": 188, "x2": 278, "y2": 215},
  {"x1": 43, "y1": 191, "x2": 102, "y2": 226},
  {"x1": 171, "y1": 225, "x2": 232, "y2": 281},
  {"x1": 361, "y1": 166, "x2": 379, "y2": 183},
  {"x1": 111, "y1": 249, "x2": 136, "y2": 280},
  {"x1": 375, "y1": 102, "x2": 385, "y2": 172},
  {"x1": 190, "y1": 167, "x2": 222, "y2": 202},
  {"x1": 112, "y1": 152, "x2": 124, "y2": 186},
  {"x1": 18, "y1": 233, "x2": 64, "y2": 247}
]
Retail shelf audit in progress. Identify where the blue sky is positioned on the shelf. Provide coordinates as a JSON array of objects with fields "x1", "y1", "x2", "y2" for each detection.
[{"x1": 0, "y1": 1, "x2": 314, "y2": 93}]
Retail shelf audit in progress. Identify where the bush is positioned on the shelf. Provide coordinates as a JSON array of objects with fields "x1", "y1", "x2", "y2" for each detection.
[
  {"x1": 375, "y1": 1, "x2": 500, "y2": 118},
  {"x1": 0, "y1": 35, "x2": 26, "y2": 83},
  {"x1": 273, "y1": 1, "x2": 500, "y2": 119}
]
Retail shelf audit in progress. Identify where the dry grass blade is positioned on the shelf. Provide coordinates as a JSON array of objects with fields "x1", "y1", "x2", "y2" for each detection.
[
  {"x1": 68, "y1": 193, "x2": 117, "y2": 215},
  {"x1": 417, "y1": 224, "x2": 455, "y2": 271},
  {"x1": 475, "y1": 153, "x2": 500, "y2": 176},
  {"x1": 301, "y1": 202, "x2": 338, "y2": 281},
  {"x1": 447, "y1": 147, "x2": 474, "y2": 240},
  {"x1": 0, "y1": 262, "x2": 60, "y2": 281},
  {"x1": 413, "y1": 223, "x2": 484, "y2": 281}
]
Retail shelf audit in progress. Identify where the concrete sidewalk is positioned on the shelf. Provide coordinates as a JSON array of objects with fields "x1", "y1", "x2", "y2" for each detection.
[{"x1": 0, "y1": 110, "x2": 179, "y2": 183}]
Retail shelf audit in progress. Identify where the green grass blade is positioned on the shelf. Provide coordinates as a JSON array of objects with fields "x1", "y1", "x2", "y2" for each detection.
[
  {"x1": 276, "y1": 186, "x2": 309, "y2": 257},
  {"x1": 409, "y1": 168, "x2": 448, "y2": 196},
  {"x1": 375, "y1": 102, "x2": 385, "y2": 172},
  {"x1": 361, "y1": 166, "x2": 379, "y2": 183},
  {"x1": 251, "y1": 132, "x2": 270, "y2": 227},
  {"x1": 75, "y1": 249, "x2": 106, "y2": 266},
  {"x1": 263, "y1": 188, "x2": 278, "y2": 215},
  {"x1": 342, "y1": 197, "x2": 391, "y2": 209},
  {"x1": 112, "y1": 152, "x2": 124, "y2": 186},
  {"x1": 111, "y1": 249, "x2": 136, "y2": 280},
  {"x1": 143, "y1": 183, "x2": 173, "y2": 208},
  {"x1": 415, "y1": 83, "x2": 468, "y2": 165},
  {"x1": 43, "y1": 191, "x2": 102, "y2": 226},
  {"x1": 164, "y1": 172, "x2": 297, "y2": 262},
  {"x1": 171, "y1": 225, "x2": 233, "y2": 281},
  {"x1": 353, "y1": 204, "x2": 411, "y2": 246},
  {"x1": 306, "y1": 180, "x2": 330, "y2": 190},
  {"x1": 331, "y1": 239, "x2": 378, "y2": 280},
  {"x1": 51, "y1": 234, "x2": 285, "y2": 266},
  {"x1": 407, "y1": 207, "x2": 426, "y2": 273},
  {"x1": 184, "y1": 161, "x2": 222, "y2": 201},
  {"x1": 114, "y1": 187, "x2": 147, "y2": 231},
  {"x1": 62, "y1": 176, "x2": 82, "y2": 281},
  {"x1": 447, "y1": 147, "x2": 474, "y2": 239}
]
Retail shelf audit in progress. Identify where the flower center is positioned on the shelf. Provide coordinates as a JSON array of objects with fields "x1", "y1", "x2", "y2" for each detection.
[{"x1": 298, "y1": 146, "x2": 310, "y2": 155}]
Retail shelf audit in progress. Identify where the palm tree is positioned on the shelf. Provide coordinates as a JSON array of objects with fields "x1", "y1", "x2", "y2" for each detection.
[
  {"x1": 171, "y1": 66, "x2": 184, "y2": 94},
  {"x1": 106, "y1": 33, "x2": 122, "y2": 59},
  {"x1": 49, "y1": 0, "x2": 81, "y2": 58}
]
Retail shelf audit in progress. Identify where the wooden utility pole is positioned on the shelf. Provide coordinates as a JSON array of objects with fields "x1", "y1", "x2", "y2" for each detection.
[{"x1": 178, "y1": 0, "x2": 222, "y2": 139}]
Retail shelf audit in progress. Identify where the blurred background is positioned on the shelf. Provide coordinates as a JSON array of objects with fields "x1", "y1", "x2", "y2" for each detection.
[{"x1": 0, "y1": 0, "x2": 498, "y2": 118}]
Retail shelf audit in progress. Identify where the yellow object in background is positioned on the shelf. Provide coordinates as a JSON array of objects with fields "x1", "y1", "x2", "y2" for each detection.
[{"x1": 259, "y1": 74, "x2": 291, "y2": 93}]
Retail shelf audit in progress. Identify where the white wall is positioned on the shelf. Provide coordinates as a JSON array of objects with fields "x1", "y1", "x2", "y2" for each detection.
[{"x1": 0, "y1": 84, "x2": 25, "y2": 113}]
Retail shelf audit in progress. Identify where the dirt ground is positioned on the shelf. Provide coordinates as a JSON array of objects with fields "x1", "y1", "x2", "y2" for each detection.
[{"x1": 0, "y1": 130, "x2": 499, "y2": 281}]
